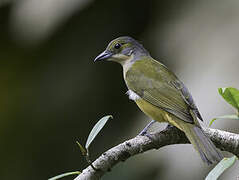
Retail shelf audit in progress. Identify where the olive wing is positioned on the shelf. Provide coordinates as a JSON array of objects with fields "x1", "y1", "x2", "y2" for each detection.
[{"x1": 126, "y1": 59, "x2": 201, "y2": 123}]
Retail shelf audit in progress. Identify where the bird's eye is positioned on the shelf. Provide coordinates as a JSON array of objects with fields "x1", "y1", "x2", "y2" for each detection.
[{"x1": 114, "y1": 43, "x2": 121, "y2": 49}]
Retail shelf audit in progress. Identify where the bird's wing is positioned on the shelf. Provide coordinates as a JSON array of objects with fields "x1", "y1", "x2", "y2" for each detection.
[{"x1": 125, "y1": 58, "x2": 202, "y2": 123}]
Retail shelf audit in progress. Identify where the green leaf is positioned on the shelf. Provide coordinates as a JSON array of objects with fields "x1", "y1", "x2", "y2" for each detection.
[
  {"x1": 85, "y1": 115, "x2": 113, "y2": 149},
  {"x1": 218, "y1": 87, "x2": 239, "y2": 111},
  {"x1": 209, "y1": 115, "x2": 239, "y2": 127},
  {"x1": 48, "y1": 171, "x2": 81, "y2": 180},
  {"x1": 76, "y1": 141, "x2": 87, "y2": 156},
  {"x1": 205, "y1": 156, "x2": 238, "y2": 180}
]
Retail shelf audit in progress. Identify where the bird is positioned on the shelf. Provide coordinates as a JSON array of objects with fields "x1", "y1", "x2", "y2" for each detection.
[{"x1": 94, "y1": 36, "x2": 223, "y2": 165}]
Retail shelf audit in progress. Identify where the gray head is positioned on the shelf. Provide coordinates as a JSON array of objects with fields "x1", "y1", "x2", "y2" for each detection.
[{"x1": 94, "y1": 36, "x2": 150, "y2": 64}]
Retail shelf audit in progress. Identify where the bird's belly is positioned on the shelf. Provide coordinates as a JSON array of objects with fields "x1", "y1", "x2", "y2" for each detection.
[
  {"x1": 135, "y1": 98, "x2": 183, "y2": 130},
  {"x1": 135, "y1": 98, "x2": 167, "y2": 122}
]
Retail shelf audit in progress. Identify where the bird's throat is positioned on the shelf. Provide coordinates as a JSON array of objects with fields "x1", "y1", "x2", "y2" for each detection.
[{"x1": 121, "y1": 54, "x2": 135, "y2": 79}]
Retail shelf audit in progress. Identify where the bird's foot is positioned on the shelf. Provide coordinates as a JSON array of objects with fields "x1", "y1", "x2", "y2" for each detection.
[
  {"x1": 139, "y1": 123, "x2": 176, "y2": 149},
  {"x1": 138, "y1": 120, "x2": 156, "y2": 136},
  {"x1": 138, "y1": 120, "x2": 160, "y2": 149}
]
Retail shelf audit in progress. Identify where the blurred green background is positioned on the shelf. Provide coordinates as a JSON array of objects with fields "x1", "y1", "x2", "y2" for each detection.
[{"x1": 0, "y1": 0, "x2": 239, "y2": 179}]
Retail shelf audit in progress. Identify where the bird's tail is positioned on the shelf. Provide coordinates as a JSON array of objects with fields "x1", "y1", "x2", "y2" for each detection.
[{"x1": 181, "y1": 124, "x2": 223, "y2": 165}]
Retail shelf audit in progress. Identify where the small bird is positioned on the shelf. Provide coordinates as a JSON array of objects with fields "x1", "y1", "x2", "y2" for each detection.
[{"x1": 94, "y1": 36, "x2": 223, "y2": 165}]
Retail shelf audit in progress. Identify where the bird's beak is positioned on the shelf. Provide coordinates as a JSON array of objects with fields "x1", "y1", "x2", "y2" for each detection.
[{"x1": 94, "y1": 51, "x2": 113, "y2": 62}]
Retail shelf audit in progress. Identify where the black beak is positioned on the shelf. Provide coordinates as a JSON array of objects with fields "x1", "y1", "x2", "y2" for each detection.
[{"x1": 94, "y1": 51, "x2": 113, "y2": 62}]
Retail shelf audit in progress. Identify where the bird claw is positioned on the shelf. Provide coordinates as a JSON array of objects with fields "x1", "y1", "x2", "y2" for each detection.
[{"x1": 138, "y1": 120, "x2": 156, "y2": 136}]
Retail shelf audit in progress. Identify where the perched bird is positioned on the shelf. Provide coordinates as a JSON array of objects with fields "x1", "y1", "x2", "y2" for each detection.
[{"x1": 94, "y1": 36, "x2": 223, "y2": 165}]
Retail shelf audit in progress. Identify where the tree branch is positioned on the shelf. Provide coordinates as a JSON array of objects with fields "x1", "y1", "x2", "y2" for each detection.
[{"x1": 74, "y1": 127, "x2": 239, "y2": 180}]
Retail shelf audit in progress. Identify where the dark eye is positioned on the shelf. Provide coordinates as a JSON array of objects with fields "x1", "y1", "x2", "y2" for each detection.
[{"x1": 114, "y1": 43, "x2": 121, "y2": 49}]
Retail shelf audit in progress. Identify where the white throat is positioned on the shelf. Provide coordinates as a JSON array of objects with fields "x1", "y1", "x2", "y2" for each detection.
[{"x1": 121, "y1": 54, "x2": 135, "y2": 79}]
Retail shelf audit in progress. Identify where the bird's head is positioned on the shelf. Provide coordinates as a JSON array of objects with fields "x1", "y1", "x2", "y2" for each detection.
[{"x1": 94, "y1": 36, "x2": 149, "y2": 64}]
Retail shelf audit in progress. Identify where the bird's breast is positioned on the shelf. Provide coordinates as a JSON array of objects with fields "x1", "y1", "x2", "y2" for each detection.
[
  {"x1": 135, "y1": 98, "x2": 183, "y2": 130},
  {"x1": 126, "y1": 90, "x2": 165, "y2": 122},
  {"x1": 134, "y1": 98, "x2": 166, "y2": 123},
  {"x1": 126, "y1": 90, "x2": 183, "y2": 129}
]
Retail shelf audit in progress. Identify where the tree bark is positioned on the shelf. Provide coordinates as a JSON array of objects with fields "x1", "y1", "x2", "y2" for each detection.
[{"x1": 74, "y1": 127, "x2": 239, "y2": 180}]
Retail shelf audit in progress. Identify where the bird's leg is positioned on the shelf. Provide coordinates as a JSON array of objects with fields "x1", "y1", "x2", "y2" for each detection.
[
  {"x1": 139, "y1": 122, "x2": 176, "y2": 150},
  {"x1": 138, "y1": 120, "x2": 156, "y2": 136},
  {"x1": 138, "y1": 120, "x2": 162, "y2": 149}
]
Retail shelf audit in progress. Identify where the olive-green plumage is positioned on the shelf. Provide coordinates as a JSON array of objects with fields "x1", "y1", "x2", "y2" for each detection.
[{"x1": 94, "y1": 36, "x2": 223, "y2": 165}]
